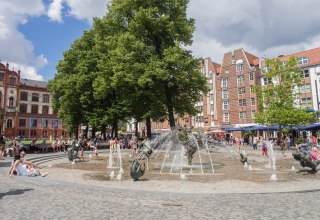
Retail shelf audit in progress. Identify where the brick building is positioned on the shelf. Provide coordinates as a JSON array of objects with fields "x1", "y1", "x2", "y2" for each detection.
[
  {"x1": 130, "y1": 47, "x2": 320, "y2": 135},
  {"x1": 0, "y1": 62, "x2": 67, "y2": 139},
  {"x1": 216, "y1": 48, "x2": 260, "y2": 129}
]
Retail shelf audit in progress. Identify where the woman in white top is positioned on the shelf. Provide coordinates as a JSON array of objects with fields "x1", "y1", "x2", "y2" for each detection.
[{"x1": 8, "y1": 149, "x2": 48, "y2": 177}]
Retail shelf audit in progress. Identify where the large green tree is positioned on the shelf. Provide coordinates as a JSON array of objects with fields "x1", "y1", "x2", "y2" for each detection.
[
  {"x1": 101, "y1": 0, "x2": 208, "y2": 130},
  {"x1": 255, "y1": 56, "x2": 316, "y2": 133}
]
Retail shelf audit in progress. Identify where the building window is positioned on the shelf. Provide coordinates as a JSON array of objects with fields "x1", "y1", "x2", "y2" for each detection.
[
  {"x1": 0, "y1": 71, "x2": 4, "y2": 81},
  {"x1": 20, "y1": 104, "x2": 27, "y2": 113},
  {"x1": 238, "y1": 87, "x2": 246, "y2": 95},
  {"x1": 236, "y1": 64, "x2": 244, "y2": 72},
  {"x1": 239, "y1": 112, "x2": 247, "y2": 119},
  {"x1": 251, "y1": 110, "x2": 256, "y2": 119},
  {"x1": 20, "y1": 92, "x2": 28, "y2": 101},
  {"x1": 222, "y1": 90, "x2": 229, "y2": 99},
  {"x1": 297, "y1": 57, "x2": 309, "y2": 65},
  {"x1": 251, "y1": 98, "x2": 255, "y2": 106},
  {"x1": 43, "y1": 94, "x2": 50, "y2": 103},
  {"x1": 18, "y1": 130, "x2": 25, "y2": 136},
  {"x1": 31, "y1": 105, "x2": 38, "y2": 114},
  {"x1": 42, "y1": 106, "x2": 49, "y2": 115},
  {"x1": 236, "y1": 60, "x2": 244, "y2": 72},
  {"x1": 30, "y1": 130, "x2": 37, "y2": 137},
  {"x1": 300, "y1": 69, "x2": 309, "y2": 78},
  {"x1": 250, "y1": 85, "x2": 254, "y2": 93},
  {"x1": 9, "y1": 76, "x2": 16, "y2": 85},
  {"x1": 0, "y1": 91, "x2": 2, "y2": 107},
  {"x1": 263, "y1": 77, "x2": 271, "y2": 85},
  {"x1": 300, "y1": 84, "x2": 311, "y2": 93},
  {"x1": 32, "y1": 93, "x2": 39, "y2": 102},
  {"x1": 7, "y1": 119, "x2": 13, "y2": 128},
  {"x1": 249, "y1": 72, "x2": 254, "y2": 81},
  {"x1": 42, "y1": 130, "x2": 48, "y2": 137},
  {"x1": 222, "y1": 101, "x2": 229, "y2": 110},
  {"x1": 9, "y1": 97, "x2": 14, "y2": 107},
  {"x1": 223, "y1": 113, "x2": 230, "y2": 122},
  {"x1": 239, "y1": 99, "x2": 246, "y2": 107},
  {"x1": 300, "y1": 98, "x2": 312, "y2": 108},
  {"x1": 221, "y1": 78, "x2": 228, "y2": 87},
  {"x1": 19, "y1": 119, "x2": 26, "y2": 127},
  {"x1": 237, "y1": 75, "x2": 245, "y2": 84}
]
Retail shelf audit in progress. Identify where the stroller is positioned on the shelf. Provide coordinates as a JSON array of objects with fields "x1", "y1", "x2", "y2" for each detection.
[{"x1": 67, "y1": 139, "x2": 84, "y2": 162}]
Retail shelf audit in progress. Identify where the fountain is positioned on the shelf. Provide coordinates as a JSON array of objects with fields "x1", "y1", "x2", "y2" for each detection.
[
  {"x1": 292, "y1": 150, "x2": 320, "y2": 171},
  {"x1": 107, "y1": 147, "x2": 114, "y2": 168},
  {"x1": 129, "y1": 127, "x2": 216, "y2": 180},
  {"x1": 267, "y1": 141, "x2": 277, "y2": 180}
]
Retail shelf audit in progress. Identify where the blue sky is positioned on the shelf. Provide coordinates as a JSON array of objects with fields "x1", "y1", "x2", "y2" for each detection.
[
  {"x1": 1, "y1": 0, "x2": 320, "y2": 81},
  {"x1": 18, "y1": 15, "x2": 90, "y2": 80}
]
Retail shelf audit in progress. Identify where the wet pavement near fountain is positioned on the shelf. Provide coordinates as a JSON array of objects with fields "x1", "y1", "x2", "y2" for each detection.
[{"x1": 1, "y1": 145, "x2": 320, "y2": 219}]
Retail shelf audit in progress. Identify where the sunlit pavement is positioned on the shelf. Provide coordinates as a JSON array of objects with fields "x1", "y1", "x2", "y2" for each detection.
[{"x1": 1, "y1": 151, "x2": 320, "y2": 220}]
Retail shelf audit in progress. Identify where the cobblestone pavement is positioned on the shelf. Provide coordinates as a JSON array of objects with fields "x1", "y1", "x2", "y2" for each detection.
[{"x1": 1, "y1": 153, "x2": 320, "y2": 220}]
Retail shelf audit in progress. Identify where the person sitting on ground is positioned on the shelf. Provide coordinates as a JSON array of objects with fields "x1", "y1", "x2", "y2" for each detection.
[
  {"x1": 6, "y1": 139, "x2": 20, "y2": 159},
  {"x1": 51, "y1": 140, "x2": 58, "y2": 152},
  {"x1": 30, "y1": 139, "x2": 39, "y2": 153},
  {"x1": 8, "y1": 149, "x2": 48, "y2": 177}
]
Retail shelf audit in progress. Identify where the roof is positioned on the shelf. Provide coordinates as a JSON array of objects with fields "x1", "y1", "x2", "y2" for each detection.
[
  {"x1": 212, "y1": 62, "x2": 221, "y2": 73},
  {"x1": 261, "y1": 47, "x2": 320, "y2": 67},
  {"x1": 20, "y1": 78, "x2": 48, "y2": 88},
  {"x1": 244, "y1": 51, "x2": 259, "y2": 65}
]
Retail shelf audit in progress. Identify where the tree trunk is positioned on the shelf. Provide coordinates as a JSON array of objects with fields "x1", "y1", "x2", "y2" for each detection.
[
  {"x1": 135, "y1": 121, "x2": 139, "y2": 137},
  {"x1": 92, "y1": 126, "x2": 96, "y2": 139},
  {"x1": 101, "y1": 124, "x2": 107, "y2": 141},
  {"x1": 146, "y1": 116, "x2": 151, "y2": 139},
  {"x1": 84, "y1": 125, "x2": 89, "y2": 139},
  {"x1": 113, "y1": 119, "x2": 118, "y2": 138},
  {"x1": 164, "y1": 83, "x2": 175, "y2": 129}
]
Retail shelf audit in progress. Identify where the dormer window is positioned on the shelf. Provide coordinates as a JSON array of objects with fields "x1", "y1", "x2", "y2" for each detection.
[{"x1": 297, "y1": 57, "x2": 309, "y2": 65}]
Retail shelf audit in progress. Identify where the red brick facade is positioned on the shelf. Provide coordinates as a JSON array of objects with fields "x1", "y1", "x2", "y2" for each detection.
[{"x1": 0, "y1": 62, "x2": 67, "y2": 139}]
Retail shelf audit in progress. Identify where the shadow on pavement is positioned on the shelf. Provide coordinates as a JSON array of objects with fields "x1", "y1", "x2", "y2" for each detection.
[{"x1": 0, "y1": 188, "x2": 34, "y2": 199}]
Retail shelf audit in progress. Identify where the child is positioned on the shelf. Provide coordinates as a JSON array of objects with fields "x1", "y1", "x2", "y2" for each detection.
[
  {"x1": 311, "y1": 147, "x2": 319, "y2": 161},
  {"x1": 261, "y1": 139, "x2": 268, "y2": 157}
]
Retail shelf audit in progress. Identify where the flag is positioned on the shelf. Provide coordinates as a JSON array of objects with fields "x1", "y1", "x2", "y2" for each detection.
[
  {"x1": 42, "y1": 119, "x2": 47, "y2": 128},
  {"x1": 30, "y1": 118, "x2": 35, "y2": 128},
  {"x1": 52, "y1": 119, "x2": 58, "y2": 128}
]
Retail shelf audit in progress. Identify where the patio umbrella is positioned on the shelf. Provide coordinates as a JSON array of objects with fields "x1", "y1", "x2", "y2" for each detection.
[{"x1": 209, "y1": 129, "x2": 226, "y2": 133}]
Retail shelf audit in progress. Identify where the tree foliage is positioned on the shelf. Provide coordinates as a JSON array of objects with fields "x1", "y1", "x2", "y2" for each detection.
[
  {"x1": 48, "y1": 0, "x2": 208, "y2": 138},
  {"x1": 254, "y1": 56, "x2": 316, "y2": 131}
]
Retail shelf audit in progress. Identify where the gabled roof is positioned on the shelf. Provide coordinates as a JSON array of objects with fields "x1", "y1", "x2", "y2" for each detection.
[
  {"x1": 212, "y1": 62, "x2": 221, "y2": 73},
  {"x1": 244, "y1": 51, "x2": 259, "y2": 66}
]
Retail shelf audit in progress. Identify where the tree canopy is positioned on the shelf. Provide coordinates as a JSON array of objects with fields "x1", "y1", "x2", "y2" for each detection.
[
  {"x1": 254, "y1": 56, "x2": 316, "y2": 132},
  {"x1": 48, "y1": 0, "x2": 208, "y2": 138}
]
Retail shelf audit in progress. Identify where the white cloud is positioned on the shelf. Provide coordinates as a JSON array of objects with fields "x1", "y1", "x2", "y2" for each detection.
[
  {"x1": 48, "y1": 0, "x2": 64, "y2": 22},
  {"x1": 0, "y1": 0, "x2": 46, "y2": 80},
  {"x1": 8, "y1": 62, "x2": 44, "y2": 81},
  {"x1": 34, "y1": 54, "x2": 49, "y2": 69},
  {"x1": 188, "y1": 0, "x2": 320, "y2": 62},
  {"x1": 64, "y1": 0, "x2": 109, "y2": 23}
]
